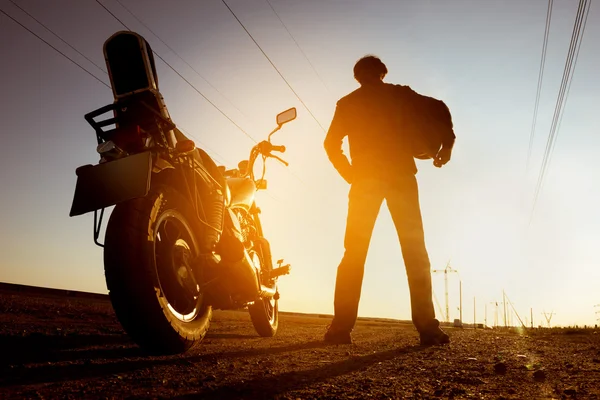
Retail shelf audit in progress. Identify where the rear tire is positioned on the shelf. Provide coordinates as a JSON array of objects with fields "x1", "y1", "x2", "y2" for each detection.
[
  {"x1": 104, "y1": 184, "x2": 212, "y2": 355},
  {"x1": 247, "y1": 247, "x2": 279, "y2": 337}
]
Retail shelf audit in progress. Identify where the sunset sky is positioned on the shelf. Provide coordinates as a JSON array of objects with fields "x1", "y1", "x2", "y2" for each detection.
[{"x1": 1, "y1": 0, "x2": 599, "y2": 327}]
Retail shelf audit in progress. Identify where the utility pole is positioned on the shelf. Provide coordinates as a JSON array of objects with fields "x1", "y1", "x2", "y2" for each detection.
[
  {"x1": 485, "y1": 303, "x2": 487, "y2": 328},
  {"x1": 530, "y1": 308, "x2": 534, "y2": 329},
  {"x1": 504, "y1": 291, "x2": 526, "y2": 329},
  {"x1": 432, "y1": 261, "x2": 459, "y2": 323},
  {"x1": 473, "y1": 297, "x2": 477, "y2": 329},
  {"x1": 490, "y1": 301, "x2": 499, "y2": 328},
  {"x1": 503, "y1": 290, "x2": 508, "y2": 328},
  {"x1": 459, "y1": 280, "x2": 463, "y2": 325}
]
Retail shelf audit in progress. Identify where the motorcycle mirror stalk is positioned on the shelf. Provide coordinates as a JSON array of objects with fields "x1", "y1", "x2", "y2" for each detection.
[{"x1": 268, "y1": 107, "x2": 297, "y2": 142}]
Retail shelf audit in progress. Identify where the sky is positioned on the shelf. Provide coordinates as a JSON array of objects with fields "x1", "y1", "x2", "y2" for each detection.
[{"x1": 1, "y1": 0, "x2": 599, "y2": 328}]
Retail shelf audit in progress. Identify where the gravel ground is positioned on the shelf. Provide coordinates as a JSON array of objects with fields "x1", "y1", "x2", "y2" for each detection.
[{"x1": 1, "y1": 286, "x2": 599, "y2": 399}]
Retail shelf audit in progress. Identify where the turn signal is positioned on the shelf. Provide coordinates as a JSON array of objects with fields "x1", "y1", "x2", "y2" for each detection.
[{"x1": 176, "y1": 139, "x2": 196, "y2": 155}]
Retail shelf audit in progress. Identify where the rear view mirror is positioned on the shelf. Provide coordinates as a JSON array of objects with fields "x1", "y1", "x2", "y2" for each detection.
[{"x1": 276, "y1": 108, "x2": 297, "y2": 126}]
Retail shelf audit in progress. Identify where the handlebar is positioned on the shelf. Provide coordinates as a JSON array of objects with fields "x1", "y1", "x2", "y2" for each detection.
[
  {"x1": 243, "y1": 140, "x2": 289, "y2": 181},
  {"x1": 257, "y1": 141, "x2": 285, "y2": 156},
  {"x1": 271, "y1": 144, "x2": 286, "y2": 153}
]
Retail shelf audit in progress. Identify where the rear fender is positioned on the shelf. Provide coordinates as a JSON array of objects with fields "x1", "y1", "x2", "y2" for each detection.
[{"x1": 70, "y1": 152, "x2": 154, "y2": 217}]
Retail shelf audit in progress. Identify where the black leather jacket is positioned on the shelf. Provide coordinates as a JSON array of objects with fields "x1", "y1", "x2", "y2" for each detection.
[{"x1": 324, "y1": 82, "x2": 452, "y2": 183}]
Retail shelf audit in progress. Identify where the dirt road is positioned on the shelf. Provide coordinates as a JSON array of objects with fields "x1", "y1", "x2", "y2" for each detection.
[{"x1": 1, "y1": 285, "x2": 599, "y2": 399}]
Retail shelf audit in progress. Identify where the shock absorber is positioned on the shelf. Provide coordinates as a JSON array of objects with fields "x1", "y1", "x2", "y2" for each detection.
[{"x1": 204, "y1": 189, "x2": 224, "y2": 248}]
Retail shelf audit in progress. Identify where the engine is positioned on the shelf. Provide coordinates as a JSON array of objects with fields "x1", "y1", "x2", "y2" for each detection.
[{"x1": 234, "y1": 209, "x2": 256, "y2": 249}]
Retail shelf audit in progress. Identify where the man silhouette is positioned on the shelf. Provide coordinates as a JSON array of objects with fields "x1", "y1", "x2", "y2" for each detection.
[{"x1": 323, "y1": 55, "x2": 454, "y2": 346}]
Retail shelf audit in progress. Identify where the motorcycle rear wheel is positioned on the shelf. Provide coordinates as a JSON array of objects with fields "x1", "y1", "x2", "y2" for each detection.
[
  {"x1": 104, "y1": 184, "x2": 212, "y2": 355},
  {"x1": 247, "y1": 248, "x2": 279, "y2": 337}
]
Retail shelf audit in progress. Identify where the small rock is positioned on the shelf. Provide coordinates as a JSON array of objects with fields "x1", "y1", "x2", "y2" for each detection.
[
  {"x1": 345, "y1": 351, "x2": 351, "y2": 356},
  {"x1": 494, "y1": 362, "x2": 507, "y2": 375},
  {"x1": 564, "y1": 388, "x2": 577, "y2": 396},
  {"x1": 592, "y1": 358, "x2": 600, "y2": 363},
  {"x1": 565, "y1": 362, "x2": 574, "y2": 369},
  {"x1": 433, "y1": 388, "x2": 444, "y2": 397},
  {"x1": 516, "y1": 354, "x2": 527, "y2": 358},
  {"x1": 466, "y1": 357, "x2": 477, "y2": 361},
  {"x1": 203, "y1": 375, "x2": 216, "y2": 382},
  {"x1": 508, "y1": 389, "x2": 516, "y2": 395},
  {"x1": 533, "y1": 369, "x2": 546, "y2": 381}
]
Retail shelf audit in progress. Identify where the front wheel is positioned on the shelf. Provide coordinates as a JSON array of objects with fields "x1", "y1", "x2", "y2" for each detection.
[
  {"x1": 104, "y1": 184, "x2": 212, "y2": 354},
  {"x1": 247, "y1": 248, "x2": 279, "y2": 337}
]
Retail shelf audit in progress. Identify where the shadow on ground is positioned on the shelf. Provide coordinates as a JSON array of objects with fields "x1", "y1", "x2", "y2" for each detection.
[
  {"x1": 174, "y1": 345, "x2": 426, "y2": 399},
  {"x1": 0, "y1": 337, "x2": 334, "y2": 388}
]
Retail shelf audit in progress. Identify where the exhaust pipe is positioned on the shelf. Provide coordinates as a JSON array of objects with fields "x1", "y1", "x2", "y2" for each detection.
[
  {"x1": 217, "y1": 209, "x2": 277, "y2": 300},
  {"x1": 226, "y1": 249, "x2": 278, "y2": 299},
  {"x1": 259, "y1": 284, "x2": 277, "y2": 299},
  {"x1": 230, "y1": 250, "x2": 260, "y2": 296}
]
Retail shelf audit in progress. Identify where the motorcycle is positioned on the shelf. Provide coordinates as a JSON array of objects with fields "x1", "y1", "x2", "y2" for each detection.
[{"x1": 69, "y1": 31, "x2": 294, "y2": 354}]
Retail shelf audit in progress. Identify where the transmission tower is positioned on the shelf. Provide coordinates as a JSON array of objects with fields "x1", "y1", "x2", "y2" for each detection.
[
  {"x1": 542, "y1": 310, "x2": 556, "y2": 328},
  {"x1": 432, "y1": 261, "x2": 459, "y2": 323}
]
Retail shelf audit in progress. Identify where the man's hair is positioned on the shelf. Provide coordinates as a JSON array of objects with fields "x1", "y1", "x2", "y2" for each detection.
[{"x1": 353, "y1": 55, "x2": 388, "y2": 84}]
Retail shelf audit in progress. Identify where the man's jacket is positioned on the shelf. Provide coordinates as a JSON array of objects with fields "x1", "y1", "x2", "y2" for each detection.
[{"x1": 324, "y1": 82, "x2": 454, "y2": 183}]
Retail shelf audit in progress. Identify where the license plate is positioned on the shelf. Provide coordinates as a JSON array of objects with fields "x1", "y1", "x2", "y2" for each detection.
[{"x1": 69, "y1": 151, "x2": 152, "y2": 217}]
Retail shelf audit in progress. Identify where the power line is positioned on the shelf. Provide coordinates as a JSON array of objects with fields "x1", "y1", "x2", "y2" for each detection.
[
  {"x1": 94, "y1": 0, "x2": 129, "y2": 29},
  {"x1": 112, "y1": 0, "x2": 253, "y2": 124},
  {"x1": 0, "y1": 8, "x2": 110, "y2": 89},
  {"x1": 3, "y1": 3, "x2": 232, "y2": 167},
  {"x1": 526, "y1": 0, "x2": 553, "y2": 172},
  {"x1": 531, "y1": 0, "x2": 589, "y2": 215},
  {"x1": 529, "y1": 0, "x2": 591, "y2": 224},
  {"x1": 265, "y1": 0, "x2": 331, "y2": 95},
  {"x1": 221, "y1": 0, "x2": 327, "y2": 133},
  {"x1": 8, "y1": 0, "x2": 108, "y2": 74},
  {"x1": 95, "y1": 1, "x2": 308, "y2": 189},
  {"x1": 547, "y1": 2, "x2": 590, "y2": 170},
  {"x1": 177, "y1": 126, "x2": 230, "y2": 166},
  {"x1": 154, "y1": 51, "x2": 257, "y2": 143},
  {"x1": 94, "y1": 0, "x2": 257, "y2": 143}
]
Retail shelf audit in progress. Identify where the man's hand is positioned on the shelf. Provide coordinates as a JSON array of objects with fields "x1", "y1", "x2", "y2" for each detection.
[{"x1": 433, "y1": 146, "x2": 452, "y2": 168}]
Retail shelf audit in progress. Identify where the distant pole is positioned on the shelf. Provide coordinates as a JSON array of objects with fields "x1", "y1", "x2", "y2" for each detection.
[
  {"x1": 495, "y1": 302, "x2": 499, "y2": 327},
  {"x1": 504, "y1": 291, "x2": 526, "y2": 329},
  {"x1": 503, "y1": 290, "x2": 508, "y2": 328},
  {"x1": 459, "y1": 280, "x2": 463, "y2": 323},
  {"x1": 445, "y1": 269, "x2": 449, "y2": 322},
  {"x1": 531, "y1": 308, "x2": 534, "y2": 328},
  {"x1": 490, "y1": 302, "x2": 499, "y2": 328},
  {"x1": 474, "y1": 297, "x2": 476, "y2": 329},
  {"x1": 485, "y1": 303, "x2": 488, "y2": 327}
]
